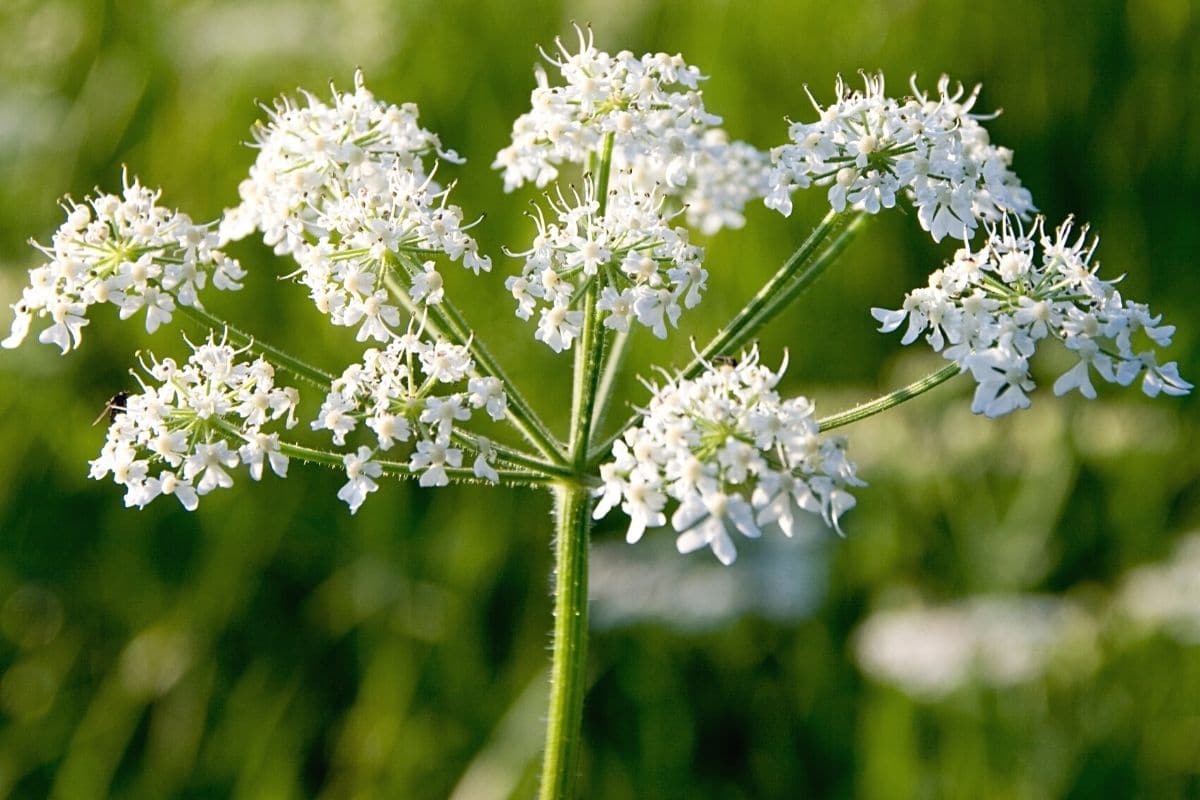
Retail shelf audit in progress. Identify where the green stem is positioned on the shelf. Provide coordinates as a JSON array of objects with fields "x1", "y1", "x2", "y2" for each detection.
[
  {"x1": 178, "y1": 305, "x2": 335, "y2": 390},
  {"x1": 276, "y1": 439, "x2": 557, "y2": 489},
  {"x1": 568, "y1": 282, "x2": 602, "y2": 472},
  {"x1": 735, "y1": 212, "x2": 868, "y2": 355},
  {"x1": 590, "y1": 328, "x2": 629, "y2": 441},
  {"x1": 538, "y1": 130, "x2": 613, "y2": 800},
  {"x1": 538, "y1": 482, "x2": 592, "y2": 800},
  {"x1": 383, "y1": 269, "x2": 567, "y2": 466},
  {"x1": 589, "y1": 210, "x2": 866, "y2": 463},
  {"x1": 817, "y1": 362, "x2": 962, "y2": 431},
  {"x1": 684, "y1": 209, "x2": 859, "y2": 377}
]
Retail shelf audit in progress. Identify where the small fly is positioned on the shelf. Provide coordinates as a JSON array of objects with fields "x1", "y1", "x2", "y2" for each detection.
[{"x1": 92, "y1": 392, "x2": 130, "y2": 426}]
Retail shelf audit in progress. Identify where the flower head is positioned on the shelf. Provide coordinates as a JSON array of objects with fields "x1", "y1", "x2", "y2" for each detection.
[
  {"x1": 494, "y1": 26, "x2": 770, "y2": 235},
  {"x1": 594, "y1": 347, "x2": 864, "y2": 564},
  {"x1": 766, "y1": 73, "x2": 1034, "y2": 242},
  {"x1": 89, "y1": 332, "x2": 298, "y2": 510},
  {"x1": 872, "y1": 215, "x2": 1191, "y2": 416},
  {"x1": 311, "y1": 320, "x2": 505, "y2": 496},
  {"x1": 506, "y1": 173, "x2": 706, "y2": 349},
  {"x1": 3, "y1": 173, "x2": 244, "y2": 354},
  {"x1": 223, "y1": 71, "x2": 489, "y2": 342}
]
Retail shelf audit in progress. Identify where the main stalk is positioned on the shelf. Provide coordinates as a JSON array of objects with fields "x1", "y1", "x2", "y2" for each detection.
[{"x1": 537, "y1": 132, "x2": 614, "y2": 799}]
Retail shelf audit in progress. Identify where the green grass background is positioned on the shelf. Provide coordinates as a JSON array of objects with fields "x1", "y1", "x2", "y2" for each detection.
[{"x1": 0, "y1": 0, "x2": 1197, "y2": 797}]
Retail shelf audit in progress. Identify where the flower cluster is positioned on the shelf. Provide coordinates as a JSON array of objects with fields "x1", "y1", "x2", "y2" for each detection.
[
  {"x1": 594, "y1": 348, "x2": 864, "y2": 565},
  {"x1": 3, "y1": 175, "x2": 244, "y2": 354},
  {"x1": 766, "y1": 73, "x2": 1034, "y2": 242},
  {"x1": 494, "y1": 26, "x2": 770, "y2": 236},
  {"x1": 222, "y1": 71, "x2": 490, "y2": 341},
  {"x1": 620, "y1": 130, "x2": 774, "y2": 236},
  {"x1": 505, "y1": 175, "x2": 706, "y2": 351},
  {"x1": 494, "y1": 25, "x2": 718, "y2": 191},
  {"x1": 311, "y1": 323, "x2": 508, "y2": 507},
  {"x1": 89, "y1": 334, "x2": 298, "y2": 511},
  {"x1": 873, "y1": 215, "x2": 1191, "y2": 417}
]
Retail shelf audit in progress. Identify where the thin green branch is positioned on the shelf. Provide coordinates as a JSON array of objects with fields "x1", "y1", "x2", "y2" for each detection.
[
  {"x1": 817, "y1": 362, "x2": 963, "y2": 431},
  {"x1": 277, "y1": 438, "x2": 558, "y2": 489},
  {"x1": 382, "y1": 269, "x2": 567, "y2": 466},
  {"x1": 684, "y1": 208, "x2": 860, "y2": 377},
  {"x1": 589, "y1": 210, "x2": 867, "y2": 463},
  {"x1": 590, "y1": 327, "x2": 629, "y2": 442},
  {"x1": 568, "y1": 282, "x2": 602, "y2": 471},
  {"x1": 178, "y1": 305, "x2": 335, "y2": 390},
  {"x1": 734, "y1": 211, "x2": 868, "y2": 355}
]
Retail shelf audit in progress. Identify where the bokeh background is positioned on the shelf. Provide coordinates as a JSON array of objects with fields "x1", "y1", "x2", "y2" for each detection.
[{"x1": 1, "y1": 0, "x2": 1198, "y2": 797}]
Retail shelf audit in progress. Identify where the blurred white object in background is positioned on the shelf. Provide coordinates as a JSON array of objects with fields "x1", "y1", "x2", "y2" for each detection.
[
  {"x1": 854, "y1": 596, "x2": 1099, "y2": 699},
  {"x1": 1118, "y1": 533, "x2": 1200, "y2": 644}
]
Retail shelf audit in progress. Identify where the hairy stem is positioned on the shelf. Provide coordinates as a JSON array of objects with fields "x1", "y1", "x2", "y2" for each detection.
[
  {"x1": 178, "y1": 305, "x2": 335, "y2": 390},
  {"x1": 275, "y1": 439, "x2": 558, "y2": 488},
  {"x1": 590, "y1": 209, "x2": 866, "y2": 463},
  {"x1": 538, "y1": 482, "x2": 592, "y2": 800},
  {"x1": 539, "y1": 130, "x2": 613, "y2": 800},
  {"x1": 569, "y1": 282, "x2": 603, "y2": 471},
  {"x1": 685, "y1": 208, "x2": 860, "y2": 376},
  {"x1": 383, "y1": 269, "x2": 567, "y2": 466},
  {"x1": 590, "y1": 328, "x2": 629, "y2": 441},
  {"x1": 817, "y1": 362, "x2": 962, "y2": 431}
]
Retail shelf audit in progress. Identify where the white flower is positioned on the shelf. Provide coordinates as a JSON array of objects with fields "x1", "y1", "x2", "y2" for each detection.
[
  {"x1": 471, "y1": 438, "x2": 500, "y2": 483},
  {"x1": 534, "y1": 304, "x2": 584, "y2": 353},
  {"x1": 494, "y1": 28, "x2": 771, "y2": 236},
  {"x1": 311, "y1": 323, "x2": 504, "y2": 491},
  {"x1": 615, "y1": 470, "x2": 668, "y2": 544},
  {"x1": 88, "y1": 332, "x2": 300, "y2": 510},
  {"x1": 419, "y1": 340, "x2": 472, "y2": 383},
  {"x1": 184, "y1": 441, "x2": 240, "y2": 495},
  {"x1": 420, "y1": 395, "x2": 470, "y2": 442},
  {"x1": 238, "y1": 432, "x2": 289, "y2": 481},
  {"x1": 409, "y1": 260, "x2": 445, "y2": 305},
  {"x1": 672, "y1": 490, "x2": 760, "y2": 566},
  {"x1": 767, "y1": 73, "x2": 1034, "y2": 242},
  {"x1": 594, "y1": 347, "x2": 864, "y2": 565},
  {"x1": 224, "y1": 71, "x2": 489, "y2": 342},
  {"x1": 338, "y1": 446, "x2": 382, "y2": 514},
  {"x1": 144, "y1": 471, "x2": 200, "y2": 512},
  {"x1": 873, "y1": 215, "x2": 1191, "y2": 416},
  {"x1": 3, "y1": 173, "x2": 242, "y2": 354},
  {"x1": 509, "y1": 174, "x2": 705, "y2": 349},
  {"x1": 409, "y1": 440, "x2": 462, "y2": 487},
  {"x1": 467, "y1": 377, "x2": 507, "y2": 421}
]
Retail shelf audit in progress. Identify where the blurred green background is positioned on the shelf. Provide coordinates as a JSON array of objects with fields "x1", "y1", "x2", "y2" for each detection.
[{"x1": 1, "y1": 0, "x2": 1198, "y2": 797}]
